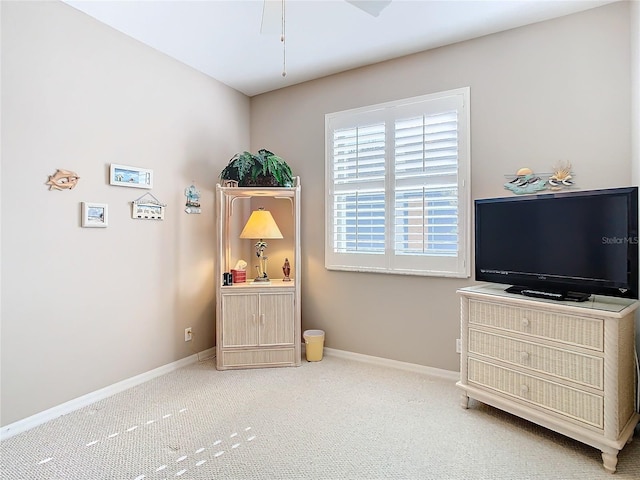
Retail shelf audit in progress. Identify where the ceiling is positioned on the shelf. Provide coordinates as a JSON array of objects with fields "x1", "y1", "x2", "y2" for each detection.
[{"x1": 63, "y1": 0, "x2": 617, "y2": 97}]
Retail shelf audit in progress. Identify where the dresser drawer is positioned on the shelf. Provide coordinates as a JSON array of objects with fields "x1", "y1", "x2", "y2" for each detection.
[
  {"x1": 469, "y1": 329, "x2": 604, "y2": 389},
  {"x1": 469, "y1": 300, "x2": 603, "y2": 351},
  {"x1": 468, "y1": 358, "x2": 603, "y2": 428}
]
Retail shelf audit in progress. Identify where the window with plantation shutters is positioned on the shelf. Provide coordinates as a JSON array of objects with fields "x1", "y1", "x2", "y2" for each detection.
[{"x1": 325, "y1": 88, "x2": 470, "y2": 277}]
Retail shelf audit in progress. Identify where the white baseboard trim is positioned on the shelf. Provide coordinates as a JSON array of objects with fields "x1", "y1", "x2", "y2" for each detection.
[
  {"x1": 0, "y1": 347, "x2": 216, "y2": 441},
  {"x1": 323, "y1": 347, "x2": 460, "y2": 382},
  {"x1": 197, "y1": 346, "x2": 216, "y2": 361}
]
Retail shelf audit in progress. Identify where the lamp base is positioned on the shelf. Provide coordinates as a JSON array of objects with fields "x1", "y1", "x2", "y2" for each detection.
[{"x1": 253, "y1": 276, "x2": 271, "y2": 283}]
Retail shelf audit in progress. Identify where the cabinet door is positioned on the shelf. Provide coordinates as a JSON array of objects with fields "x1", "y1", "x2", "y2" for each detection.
[
  {"x1": 221, "y1": 293, "x2": 259, "y2": 347},
  {"x1": 259, "y1": 292, "x2": 295, "y2": 346}
]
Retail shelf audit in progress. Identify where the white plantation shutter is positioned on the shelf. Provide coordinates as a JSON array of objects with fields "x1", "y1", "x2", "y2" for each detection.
[
  {"x1": 332, "y1": 122, "x2": 386, "y2": 256},
  {"x1": 326, "y1": 88, "x2": 470, "y2": 277},
  {"x1": 333, "y1": 124, "x2": 385, "y2": 183},
  {"x1": 394, "y1": 111, "x2": 459, "y2": 257},
  {"x1": 334, "y1": 191, "x2": 386, "y2": 253}
]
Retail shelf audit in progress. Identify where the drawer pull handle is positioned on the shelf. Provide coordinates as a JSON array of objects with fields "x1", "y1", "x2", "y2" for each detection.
[
  {"x1": 520, "y1": 384, "x2": 529, "y2": 395},
  {"x1": 521, "y1": 318, "x2": 530, "y2": 327},
  {"x1": 520, "y1": 351, "x2": 530, "y2": 362}
]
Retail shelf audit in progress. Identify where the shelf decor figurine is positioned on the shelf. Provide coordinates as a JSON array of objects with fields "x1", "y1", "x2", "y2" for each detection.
[
  {"x1": 547, "y1": 161, "x2": 574, "y2": 190},
  {"x1": 504, "y1": 167, "x2": 547, "y2": 195},
  {"x1": 239, "y1": 207, "x2": 283, "y2": 282},
  {"x1": 282, "y1": 258, "x2": 291, "y2": 281}
]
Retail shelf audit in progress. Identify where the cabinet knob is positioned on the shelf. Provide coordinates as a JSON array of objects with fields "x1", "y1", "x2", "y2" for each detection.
[
  {"x1": 520, "y1": 384, "x2": 529, "y2": 395},
  {"x1": 521, "y1": 318, "x2": 530, "y2": 327},
  {"x1": 520, "y1": 351, "x2": 530, "y2": 362}
]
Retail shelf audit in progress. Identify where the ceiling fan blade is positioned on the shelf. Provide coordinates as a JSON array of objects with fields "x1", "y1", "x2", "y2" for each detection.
[
  {"x1": 345, "y1": 0, "x2": 392, "y2": 17},
  {"x1": 261, "y1": 0, "x2": 281, "y2": 34}
]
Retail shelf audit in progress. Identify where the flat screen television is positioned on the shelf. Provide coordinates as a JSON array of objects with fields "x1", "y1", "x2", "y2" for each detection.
[{"x1": 474, "y1": 186, "x2": 639, "y2": 301}]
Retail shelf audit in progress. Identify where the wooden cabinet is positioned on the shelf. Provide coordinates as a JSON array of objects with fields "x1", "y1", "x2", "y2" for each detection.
[
  {"x1": 457, "y1": 284, "x2": 639, "y2": 473},
  {"x1": 221, "y1": 289, "x2": 294, "y2": 347},
  {"x1": 215, "y1": 180, "x2": 301, "y2": 370}
]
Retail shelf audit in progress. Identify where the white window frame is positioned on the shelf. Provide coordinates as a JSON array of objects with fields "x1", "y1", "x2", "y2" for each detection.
[{"x1": 325, "y1": 87, "x2": 471, "y2": 278}]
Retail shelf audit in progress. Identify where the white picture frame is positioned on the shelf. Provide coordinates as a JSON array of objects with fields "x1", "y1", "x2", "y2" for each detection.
[
  {"x1": 82, "y1": 202, "x2": 108, "y2": 228},
  {"x1": 109, "y1": 164, "x2": 153, "y2": 189}
]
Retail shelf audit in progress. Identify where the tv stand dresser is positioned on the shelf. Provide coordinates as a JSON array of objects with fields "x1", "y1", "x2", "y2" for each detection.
[{"x1": 457, "y1": 284, "x2": 639, "y2": 473}]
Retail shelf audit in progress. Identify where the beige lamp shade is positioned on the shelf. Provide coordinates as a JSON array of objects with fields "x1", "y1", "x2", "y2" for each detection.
[{"x1": 239, "y1": 208, "x2": 283, "y2": 239}]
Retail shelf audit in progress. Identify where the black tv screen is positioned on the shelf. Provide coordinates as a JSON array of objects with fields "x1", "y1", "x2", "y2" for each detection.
[{"x1": 474, "y1": 186, "x2": 639, "y2": 301}]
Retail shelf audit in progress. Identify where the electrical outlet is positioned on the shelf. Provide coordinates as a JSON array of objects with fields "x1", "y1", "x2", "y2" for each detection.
[
  {"x1": 185, "y1": 327, "x2": 193, "y2": 342},
  {"x1": 456, "y1": 338, "x2": 461, "y2": 353}
]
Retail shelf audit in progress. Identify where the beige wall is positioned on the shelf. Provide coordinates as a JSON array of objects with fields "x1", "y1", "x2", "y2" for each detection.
[
  {"x1": 631, "y1": 0, "x2": 640, "y2": 352},
  {"x1": 251, "y1": 2, "x2": 632, "y2": 371},
  {"x1": 0, "y1": 1, "x2": 250, "y2": 426}
]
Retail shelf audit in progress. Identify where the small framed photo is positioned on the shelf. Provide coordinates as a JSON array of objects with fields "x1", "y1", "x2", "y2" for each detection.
[
  {"x1": 109, "y1": 164, "x2": 153, "y2": 189},
  {"x1": 82, "y1": 202, "x2": 108, "y2": 228}
]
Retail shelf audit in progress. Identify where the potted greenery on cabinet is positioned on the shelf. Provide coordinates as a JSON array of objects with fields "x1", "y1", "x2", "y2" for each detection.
[{"x1": 220, "y1": 149, "x2": 294, "y2": 187}]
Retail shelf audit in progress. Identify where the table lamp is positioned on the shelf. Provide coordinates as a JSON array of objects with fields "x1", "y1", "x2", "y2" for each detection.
[{"x1": 239, "y1": 207, "x2": 283, "y2": 282}]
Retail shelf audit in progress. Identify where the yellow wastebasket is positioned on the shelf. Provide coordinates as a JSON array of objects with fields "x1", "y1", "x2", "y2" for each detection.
[{"x1": 303, "y1": 329, "x2": 325, "y2": 362}]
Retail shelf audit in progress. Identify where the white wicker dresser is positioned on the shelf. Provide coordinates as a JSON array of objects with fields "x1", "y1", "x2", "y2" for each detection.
[{"x1": 457, "y1": 284, "x2": 639, "y2": 473}]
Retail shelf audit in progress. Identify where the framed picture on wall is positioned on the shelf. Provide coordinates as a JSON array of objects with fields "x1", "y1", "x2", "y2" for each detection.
[
  {"x1": 82, "y1": 202, "x2": 108, "y2": 228},
  {"x1": 109, "y1": 164, "x2": 153, "y2": 189}
]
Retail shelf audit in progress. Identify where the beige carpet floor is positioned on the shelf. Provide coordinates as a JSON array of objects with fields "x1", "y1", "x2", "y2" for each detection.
[{"x1": 1, "y1": 354, "x2": 639, "y2": 479}]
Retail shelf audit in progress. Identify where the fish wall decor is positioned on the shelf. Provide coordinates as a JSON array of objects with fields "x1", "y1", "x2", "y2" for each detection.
[{"x1": 46, "y1": 169, "x2": 80, "y2": 191}]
